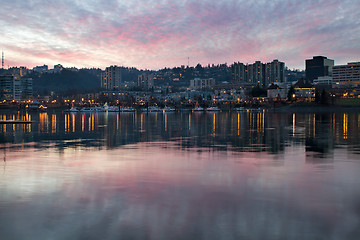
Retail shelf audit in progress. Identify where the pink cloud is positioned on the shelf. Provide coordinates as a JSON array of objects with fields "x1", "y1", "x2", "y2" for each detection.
[{"x1": 0, "y1": 0, "x2": 359, "y2": 70}]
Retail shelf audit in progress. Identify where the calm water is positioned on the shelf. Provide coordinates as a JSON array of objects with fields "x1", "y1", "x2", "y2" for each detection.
[{"x1": 0, "y1": 110, "x2": 360, "y2": 240}]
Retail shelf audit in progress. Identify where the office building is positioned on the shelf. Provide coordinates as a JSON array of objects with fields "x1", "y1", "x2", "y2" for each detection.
[
  {"x1": 305, "y1": 56, "x2": 334, "y2": 82},
  {"x1": 332, "y1": 62, "x2": 360, "y2": 88}
]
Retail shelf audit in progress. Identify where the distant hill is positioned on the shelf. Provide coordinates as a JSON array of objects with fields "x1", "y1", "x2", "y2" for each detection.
[{"x1": 29, "y1": 69, "x2": 101, "y2": 95}]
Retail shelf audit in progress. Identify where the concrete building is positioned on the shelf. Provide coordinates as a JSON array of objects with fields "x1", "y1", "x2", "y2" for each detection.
[
  {"x1": 232, "y1": 62, "x2": 247, "y2": 83},
  {"x1": 138, "y1": 74, "x2": 154, "y2": 89},
  {"x1": 0, "y1": 75, "x2": 14, "y2": 100},
  {"x1": 189, "y1": 78, "x2": 216, "y2": 90},
  {"x1": 101, "y1": 66, "x2": 122, "y2": 90},
  {"x1": 21, "y1": 77, "x2": 33, "y2": 99},
  {"x1": 306, "y1": 56, "x2": 334, "y2": 83},
  {"x1": 0, "y1": 75, "x2": 33, "y2": 101},
  {"x1": 313, "y1": 76, "x2": 333, "y2": 85},
  {"x1": 265, "y1": 59, "x2": 285, "y2": 85},
  {"x1": 332, "y1": 62, "x2": 360, "y2": 88},
  {"x1": 232, "y1": 59, "x2": 285, "y2": 88}
]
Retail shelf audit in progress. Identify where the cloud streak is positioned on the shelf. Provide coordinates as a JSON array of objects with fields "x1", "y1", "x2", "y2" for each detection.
[{"x1": 0, "y1": 0, "x2": 359, "y2": 69}]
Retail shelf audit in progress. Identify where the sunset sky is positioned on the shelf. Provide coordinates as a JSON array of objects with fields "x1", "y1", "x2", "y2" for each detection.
[{"x1": 1, "y1": 0, "x2": 359, "y2": 70}]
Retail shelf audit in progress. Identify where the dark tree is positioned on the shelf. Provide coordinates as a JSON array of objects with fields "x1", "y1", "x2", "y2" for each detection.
[
  {"x1": 320, "y1": 89, "x2": 330, "y2": 105},
  {"x1": 287, "y1": 86, "x2": 295, "y2": 101},
  {"x1": 251, "y1": 85, "x2": 267, "y2": 97},
  {"x1": 315, "y1": 90, "x2": 321, "y2": 103}
]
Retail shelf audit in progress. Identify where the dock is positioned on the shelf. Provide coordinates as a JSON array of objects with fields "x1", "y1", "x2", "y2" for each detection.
[{"x1": 0, "y1": 120, "x2": 33, "y2": 124}]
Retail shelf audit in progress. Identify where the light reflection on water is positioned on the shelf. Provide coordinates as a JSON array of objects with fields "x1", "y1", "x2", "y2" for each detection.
[{"x1": 0, "y1": 110, "x2": 360, "y2": 240}]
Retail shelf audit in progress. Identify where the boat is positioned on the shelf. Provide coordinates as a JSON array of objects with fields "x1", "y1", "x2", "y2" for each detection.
[
  {"x1": 193, "y1": 102, "x2": 204, "y2": 111},
  {"x1": 102, "y1": 103, "x2": 119, "y2": 112},
  {"x1": 69, "y1": 107, "x2": 79, "y2": 112},
  {"x1": 148, "y1": 106, "x2": 162, "y2": 112},
  {"x1": 162, "y1": 106, "x2": 176, "y2": 112},
  {"x1": 206, "y1": 106, "x2": 220, "y2": 111},
  {"x1": 26, "y1": 100, "x2": 47, "y2": 111},
  {"x1": 120, "y1": 107, "x2": 136, "y2": 112},
  {"x1": 80, "y1": 106, "x2": 102, "y2": 112},
  {"x1": 234, "y1": 107, "x2": 245, "y2": 111}
]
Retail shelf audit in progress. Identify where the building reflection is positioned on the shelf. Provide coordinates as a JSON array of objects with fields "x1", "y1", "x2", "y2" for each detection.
[{"x1": 0, "y1": 110, "x2": 359, "y2": 157}]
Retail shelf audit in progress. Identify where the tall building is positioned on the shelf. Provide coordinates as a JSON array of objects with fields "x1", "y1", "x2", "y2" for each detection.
[
  {"x1": 101, "y1": 66, "x2": 122, "y2": 90},
  {"x1": 265, "y1": 59, "x2": 285, "y2": 85},
  {"x1": 0, "y1": 74, "x2": 32, "y2": 101},
  {"x1": 0, "y1": 75, "x2": 14, "y2": 100},
  {"x1": 250, "y1": 61, "x2": 265, "y2": 86},
  {"x1": 232, "y1": 59, "x2": 285, "y2": 87},
  {"x1": 138, "y1": 74, "x2": 154, "y2": 89},
  {"x1": 305, "y1": 56, "x2": 334, "y2": 83},
  {"x1": 332, "y1": 62, "x2": 360, "y2": 88},
  {"x1": 232, "y1": 62, "x2": 247, "y2": 83},
  {"x1": 21, "y1": 77, "x2": 33, "y2": 99}
]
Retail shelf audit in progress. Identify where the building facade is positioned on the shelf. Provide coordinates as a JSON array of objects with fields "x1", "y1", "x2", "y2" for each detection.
[
  {"x1": 265, "y1": 59, "x2": 285, "y2": 85},
  {"x1": 332, "y1": 62, "x2": 360, "y2": 88},
  {"x1": 138, "y1": 74, "x2": 154, "y2": 89},
  {"x1": 189, "y1": 78, "x2": 216, "y2": 90},
  {"x1": 0, "y1": 74, "x2": 33, "y2": 101},
  {"x1": 232, "y1": 59, "x2": 285, "y2": 88},
  {"x1": 305, "y1": 56, "x2": 334, "y2": 83},
  {"x1": 101, "y1": 66, "x2": 122, "y2": 90}
]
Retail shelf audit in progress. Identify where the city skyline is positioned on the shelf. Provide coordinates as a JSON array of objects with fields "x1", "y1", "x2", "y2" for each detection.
[{"x1": 1, "y1": 0, "x2": 359, "y2": 70}]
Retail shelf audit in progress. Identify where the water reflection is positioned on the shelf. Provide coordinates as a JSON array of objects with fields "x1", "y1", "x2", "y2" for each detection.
[
  {"x1": 0, "y1": 110, "x2": 360, "y2": 239},
  {"x1": 0, "y1": 111, "x2": 359, "y2": 156}
]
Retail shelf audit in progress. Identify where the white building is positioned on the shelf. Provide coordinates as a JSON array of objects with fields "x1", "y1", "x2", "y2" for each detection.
[
  {"x1": 313, "y1": 76, "x2": 333, "y2": 85},
  {"x1": 189, "y1": 78, "x2": 215, "y2": 90},
  {"x1": 332, "y1": 62, "x2": 360, "y2": 88}
]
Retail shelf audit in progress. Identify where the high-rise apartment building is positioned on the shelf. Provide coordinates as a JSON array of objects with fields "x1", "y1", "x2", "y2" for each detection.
[
  {"x1": 232, "y1": 59, "x2": 285, "y2": 87},
  {"x1": 138, "y1": 74, "x2": 154, "y2": 89},
  {"x1": 101, "y1": 66, "x2": 122, "y2": 90},
  {"x1": 265, "y1": 59, "x2": 285, "y2": 85},
  {"x1": 0, "y1": 74, "x2": 32, "y2": 101},
  {"x1": 332, "y1": 62, "x2": 360, "y2": 88},
  {"x1": 305, "y1": 56, "x2": 334, "y2": 82}
]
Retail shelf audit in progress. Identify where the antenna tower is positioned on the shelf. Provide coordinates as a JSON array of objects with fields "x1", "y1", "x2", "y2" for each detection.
[{"x1": 2, "y1": 52, "x2": 4, "y2": 69}]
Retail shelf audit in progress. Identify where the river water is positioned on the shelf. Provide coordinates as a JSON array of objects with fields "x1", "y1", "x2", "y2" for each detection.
[{"x1": 0, "y1": 110, "x2": 360, "y2": 240}]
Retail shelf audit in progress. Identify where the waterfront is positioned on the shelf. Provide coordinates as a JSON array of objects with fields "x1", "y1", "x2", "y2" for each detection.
[{"x1": 1, "y1": 110, "x2": 360, "y2": 239}]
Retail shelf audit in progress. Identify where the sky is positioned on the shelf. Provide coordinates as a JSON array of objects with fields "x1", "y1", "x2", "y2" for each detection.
[{"x1": 0, "y1": 0, "x2": 359, "y2": 70}]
